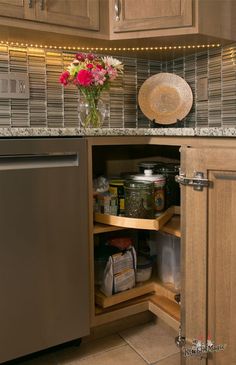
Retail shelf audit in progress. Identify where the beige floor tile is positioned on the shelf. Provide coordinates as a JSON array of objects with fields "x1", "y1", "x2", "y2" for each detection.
[
  {"x1": 66, "y1": 345, "x2": 148, "y2": 365},
  {"x1": 153, "y1": 352, "x2": 180, "y2": 365},
  {"x1": 55, "y1": 334, "x2": 126, "y2": 364},
  {"x1": 120, "y1": 322, "x2": 179, "y2": 364}
]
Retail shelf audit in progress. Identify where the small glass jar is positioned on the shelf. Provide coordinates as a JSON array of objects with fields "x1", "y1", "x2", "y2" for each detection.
[
  {"x1": 156, "y1": 163, "x2": 180, "y2": 208},
  {"x1": 124, "y1": 180, "x2": 154, "y2": 219}
]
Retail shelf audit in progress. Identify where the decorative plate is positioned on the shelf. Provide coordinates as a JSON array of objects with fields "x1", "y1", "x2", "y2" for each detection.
[{"x1": 138, "y1": 72, "x2": 193, "y2": 125}]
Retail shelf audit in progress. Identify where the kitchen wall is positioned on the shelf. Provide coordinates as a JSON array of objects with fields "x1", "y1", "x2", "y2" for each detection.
[{"x1": 0, "y1": 42, "x2": 235, "y2": 129}]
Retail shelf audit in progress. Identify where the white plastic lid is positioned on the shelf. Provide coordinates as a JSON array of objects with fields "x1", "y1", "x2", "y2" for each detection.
[{"x1": 144, "y1": 169, "x2": 153, "y2": 176}]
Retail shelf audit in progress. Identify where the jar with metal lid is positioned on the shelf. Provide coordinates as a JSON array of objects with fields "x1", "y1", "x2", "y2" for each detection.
[
  {"x1": 124, "y1": 180, "x2": 154, "y2": 219},
  {"x1": 156, "y1": 163, "x2": 180, "y2": 208},
  {"x1": 138, "y1": 161, "x2": 165, "y2": 174},
  {"x1": 131, "y1": 170, "x2": 166, "y2": 216}
]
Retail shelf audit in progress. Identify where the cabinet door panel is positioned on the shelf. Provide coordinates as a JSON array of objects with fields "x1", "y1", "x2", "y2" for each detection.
[
  {"x1": 36, "y1": 0, "x2": 99, "y2": 30},
  {"x1": 208, "y1": 171, "x2": 236, "y2": 364},
  {"x1": 0, "y1": 0, "x2": 25, "y2": 18},
  {"x1": 113, "y1": 0, "x2": 193, "y2": 32},
  {"x1": 182, "y1": 147, "x2": 236, "y2": 365}
]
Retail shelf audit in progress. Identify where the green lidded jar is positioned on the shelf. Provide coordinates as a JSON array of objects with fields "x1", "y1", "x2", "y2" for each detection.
[{"x1": 124, "y1": 180, "x2": 154, "y2": 219}]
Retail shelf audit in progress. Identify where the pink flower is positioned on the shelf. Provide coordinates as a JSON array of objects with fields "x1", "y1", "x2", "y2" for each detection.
[
  {"x1": 92, "y1": 67, "x2": 107, "y2": 86},
  {"x1": 76, "y1": 69, "x2": 93, "y2": 86},
  {"x1": 75, "y1": 53, "x2": 85, "y2": 62},
  {"x1": 59, "y1": 70, "x2": 70, "y2": 86},
  {"x1": 107, "y1": 66, "x2": 118, "y2": 81}
]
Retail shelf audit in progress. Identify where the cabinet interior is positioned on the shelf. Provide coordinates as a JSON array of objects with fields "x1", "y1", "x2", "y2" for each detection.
[
  {"x1": 92, "y1": 144, "x2": 180, "y2": 178},
  {"x1": 91, "y1": 143, "x2": 181, "y2": 330}
]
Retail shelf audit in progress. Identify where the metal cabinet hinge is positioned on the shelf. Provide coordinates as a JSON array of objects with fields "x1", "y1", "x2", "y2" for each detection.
[
  {"x1": 175, "y1": 325, "x2": 186, "y2": 348},
  {"x1": 175, "y1": 171, "x2": 211, "y2": 191}
]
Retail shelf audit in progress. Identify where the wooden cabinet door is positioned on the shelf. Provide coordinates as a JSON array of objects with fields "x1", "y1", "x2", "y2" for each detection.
[
  {"x1": 0, "y1": 0, "x2": 26, "y2": 18},
  {"x1": 112, "y1": 0, "x2": 193, "y2": 33},
  {"x1": 181, "y1": 146, "x2": 236, "y2": 364},
  {"x1": 35, "y1": 0, "x2": 99, "y2": 30}
]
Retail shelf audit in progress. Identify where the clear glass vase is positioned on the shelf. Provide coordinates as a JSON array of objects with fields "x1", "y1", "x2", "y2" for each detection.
[{"x1": 79, "y1": 97, "x2": 107, "y2": 128}]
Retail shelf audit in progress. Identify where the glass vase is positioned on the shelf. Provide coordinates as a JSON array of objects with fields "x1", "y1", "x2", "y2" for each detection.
[{"x1": 79, "y1": 97, "x2": 107, "y2": 128}]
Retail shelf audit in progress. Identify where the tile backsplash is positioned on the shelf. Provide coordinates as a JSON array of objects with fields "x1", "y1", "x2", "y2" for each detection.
[{"x1": 0, "y1": 43, "x2": 236, "y2": 129}]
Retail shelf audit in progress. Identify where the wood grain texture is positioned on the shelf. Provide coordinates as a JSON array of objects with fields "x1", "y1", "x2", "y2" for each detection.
[
  {"x1": 112, "y1": 0, "x2": 193, "y2": 33},
  {"x1": 94, "y1": 206, "x2": 174, "y2": 231},
  {"x1": 207, "y1": 169, "x2": 236, "y2": 364}
]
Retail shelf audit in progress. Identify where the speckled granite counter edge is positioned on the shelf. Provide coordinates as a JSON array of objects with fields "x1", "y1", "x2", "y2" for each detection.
[{"x1": 0, "y1": 127, "x2": 236, "y2": 137}]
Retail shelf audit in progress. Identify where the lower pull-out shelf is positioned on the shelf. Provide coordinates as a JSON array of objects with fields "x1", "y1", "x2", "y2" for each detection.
[
  {"x1": 94, "y1": 289, "x2": 180, "y2": 331},
  {"x1": 95, "y1": 280, "x2": 156, "y2": 309}
]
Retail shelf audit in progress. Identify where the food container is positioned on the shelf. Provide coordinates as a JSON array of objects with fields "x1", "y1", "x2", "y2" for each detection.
[
  {"x1": 124, "y1": 180, "x2": 154, "y2": 219},
  {"x1": 94, "y1": 247, "x2": 110, "y2": 285},
  {"x1": 156, "y1": 164, "x2": 180, "y2": 208},
  {"x1": 109, "y1": 179, "x2": 125, "y2": 216},
  {"x1": 138, "y1": 161, "x2": 164, "y2": 174},
  {"x1": 132, "y1": 170, "x2": 166, "y2": 216},
  {"x1": 136, "y1": 256, "x2": 153, "y2": 283},
  {"x1": 155, "y1": 231, "x2": 181, "y2": 290}
]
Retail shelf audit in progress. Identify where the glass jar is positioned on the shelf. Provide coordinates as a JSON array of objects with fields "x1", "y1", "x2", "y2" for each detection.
[
  {"x1": 124, "y1": 180, "x2": 154, "y2": 219},
  {"x1": 156, "y1": 163, "x2": 180, "y2": 208},
  {"x1": 138, "y1": 161, "x2": 162, "y2": 174},
  {"x1": 131, "y1": 170, "x2": 166, "y2": 216}
]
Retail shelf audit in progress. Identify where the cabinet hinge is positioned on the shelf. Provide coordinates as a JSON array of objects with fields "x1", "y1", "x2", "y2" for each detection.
[{"x1": 175, "y1": 171, "x2": 211, "y2": 191}]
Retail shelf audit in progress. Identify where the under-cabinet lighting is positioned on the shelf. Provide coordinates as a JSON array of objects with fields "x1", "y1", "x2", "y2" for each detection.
[{"x1": 0, "y1": 40, "x2": 221, "y2": 52}]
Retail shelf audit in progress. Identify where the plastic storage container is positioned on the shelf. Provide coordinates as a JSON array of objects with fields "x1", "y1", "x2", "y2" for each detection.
[
  {"x1": 136, "y1": 256, "x2": 153, "y2": 283},
  {"x1": 155, "y1": 231, "x2": 181, "y2": 290}
]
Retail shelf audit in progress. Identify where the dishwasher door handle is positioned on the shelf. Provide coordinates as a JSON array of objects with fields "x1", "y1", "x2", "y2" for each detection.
[{"x1": 0, "y1": 154, "x2": 79, "y2": 170}]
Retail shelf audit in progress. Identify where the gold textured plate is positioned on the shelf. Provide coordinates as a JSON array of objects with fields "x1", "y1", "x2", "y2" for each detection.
[{"x1": 138, "y1": 72, "x2": 193, "y2": 125}]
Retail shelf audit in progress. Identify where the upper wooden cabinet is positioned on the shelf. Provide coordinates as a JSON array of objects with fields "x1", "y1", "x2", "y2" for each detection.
[
  {"x1": 0, "y1": 0, "x2": 235, "y2": 47},
  {"x1": 0, "y1": 0, "x2": 99, "y2": 31},
  {"x1": 35, "y1": 0, "x2": 99, "y2": 30},
  {"x1": 0, "y1": 0, "x2": 27, "y2": 18},
  {"x1": 112, "y1": 0, "x2": 193, "y2": 33},
  {"x1": 104, "y1": 0, "x2": 236, "y2": 41}
]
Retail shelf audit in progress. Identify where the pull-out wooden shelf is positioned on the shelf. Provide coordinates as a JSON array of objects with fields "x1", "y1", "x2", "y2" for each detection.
[
  {"x1": 93, "y1": 206, "x2": 181, "y2": 329},
  {"x1": 94, "y1": 206, "x2": 180, "y2": 237},
  {"x1": 94, "y1": 282, "x2": 180, "y2": 330},
  {"x1": 95, "y1": 277, "x2": 178, "y2": 308}
]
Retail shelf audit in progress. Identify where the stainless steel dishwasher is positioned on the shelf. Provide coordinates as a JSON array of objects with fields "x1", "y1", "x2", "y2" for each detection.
[{"x1": 0, "y1": 138, "x2": 90, "y2": 363}]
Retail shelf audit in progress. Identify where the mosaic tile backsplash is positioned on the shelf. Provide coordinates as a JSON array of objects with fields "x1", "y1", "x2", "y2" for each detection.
[{"x1": 0, "y1": 43, "x2": 236, "y2": 129}]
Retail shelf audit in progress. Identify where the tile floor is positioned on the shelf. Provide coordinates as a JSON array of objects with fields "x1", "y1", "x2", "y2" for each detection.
[{"x1": 12, "y1": 320, "x2": 180, "y2": 365}]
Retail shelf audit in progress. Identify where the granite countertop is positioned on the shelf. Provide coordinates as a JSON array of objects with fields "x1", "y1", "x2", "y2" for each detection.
[{"x1": 0, "y1": 127, "x2": 236, "y2": 137}]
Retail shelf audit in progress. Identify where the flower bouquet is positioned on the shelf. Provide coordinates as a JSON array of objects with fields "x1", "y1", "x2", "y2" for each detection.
[{"x1": 59, "y1": 52, "x2": 123, "y2": 128}]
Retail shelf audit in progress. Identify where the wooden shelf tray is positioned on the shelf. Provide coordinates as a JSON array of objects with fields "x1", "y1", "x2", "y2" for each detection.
[
  {"x1": 94, "y1": 206, "x2": 175, "y2": 231},
  {"x1": 95, "y1": 280, "x2": 156, "y2": 308},
  {"x1": 93, "y1": 223, "x2": 126, "y2": 234},
  {"x1": 149, "y1": 294, "x2": 180, "y2": 322},
  {"x1": 160, "y1": 215, "x2": 181, "y2": 237}
]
